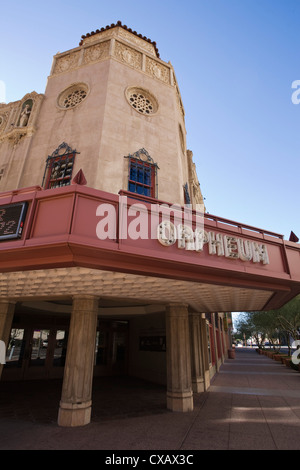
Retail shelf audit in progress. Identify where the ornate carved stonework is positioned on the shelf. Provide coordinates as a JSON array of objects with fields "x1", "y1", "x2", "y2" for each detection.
[
  {"x1": 187, "y1": 150, "x2": 206, "y2": 209},
  {"x1": 7, "y1": 128, "x2": 29, "y2": 146},
  {"x1": 0, "y1": 111, "x2": 8, "y2": 134},
  {"x1": 114, "y1": 41, "x2": 142, "y2": 70},
  {"x1": 176, "y1": 86, "x2": 185, "y2": 118},
  {"x1": 117, "y1": 28, "x2": 156, "y2": 56},
  {"x1": 125, "y1": 87, "x2": 158, "y2": 115},
  {"x1": 80, "y1": 24, "x2": 158, "y2": 56},
  {"x1": 50, "y1": 27, "x2": 174, "y2": 90},
  {"x1": 83, "y1": 41, "x2": 110, "y2": 64},
  {"x1": 145, "y1": 57, "x2": 170, "y2": 84},
  {"x1": 53, "y1": 51, "x2": 80, "y2": 74},
  {"x1": 57, "y1": 83, "x2": 89, "y2": 109},
  {"x1": 0, "y1": 92, "x2": 44, "y2": 145},
  {"x1": 0, "y1": 167, "x2": 5, "y2": 182},
  {"x1": 82, "y1": 28, "x2": 115, "y2": 46}
]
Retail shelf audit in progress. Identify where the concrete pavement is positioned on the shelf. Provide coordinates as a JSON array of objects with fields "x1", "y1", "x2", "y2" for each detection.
[{"x1": 0, "y1": 348, "x2": 299, "y2": 450}]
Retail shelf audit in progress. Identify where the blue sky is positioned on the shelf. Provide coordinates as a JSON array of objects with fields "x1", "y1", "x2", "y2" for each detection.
[{"x1": 1, "y1": 0, "x2": 300, "y2": 240}]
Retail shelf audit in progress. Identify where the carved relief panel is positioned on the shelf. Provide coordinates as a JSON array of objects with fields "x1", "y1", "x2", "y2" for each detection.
[
  {"x1": 114, "y1": 41, "x2": 143, "y2": 70},
  {"x1": 53, "y1": 51, "x2": 81, "y2": 74},
  {"x1": 145, "y1": 57, "x2": 170, "y2": 85},
  {"x1": 83, "y1": 41, "x2": 110, "y2": 64}
]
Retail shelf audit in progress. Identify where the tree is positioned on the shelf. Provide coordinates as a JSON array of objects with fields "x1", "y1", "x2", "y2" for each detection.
[
  {"x1": 274, "y1": 296, "x2": 300, "y2": 355},
  {"x1": 235, "y1": 295, "x2": 300, "y2": 355},
  {"x1": 235, "y1": 312, "x2": 266, "y2": 348}
]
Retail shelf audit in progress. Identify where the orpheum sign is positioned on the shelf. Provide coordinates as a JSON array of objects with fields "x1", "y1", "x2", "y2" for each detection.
[
  {"x1": 157, "y1": 221, "x2": 270, "y2": 265},
  {"x1": 1, "y1": 186, "x2": 300, "y2": 313},
  {"x1": 95, "y1": 196, "x2": 270, "y2": 265}
]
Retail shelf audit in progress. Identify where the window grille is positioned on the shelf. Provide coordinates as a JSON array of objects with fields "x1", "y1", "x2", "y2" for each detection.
[
  {"x1": 42, "y1": 142, "x2": 79, "y2": 189},
  {"x1": 125, "y1": 87, "x2": 158, "y2": 115}
]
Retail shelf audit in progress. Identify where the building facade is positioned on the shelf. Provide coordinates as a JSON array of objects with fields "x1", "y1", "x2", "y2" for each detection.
[
  {"x1": 1, "y1": 23, "x2": 300, "y2": 427},
  {"x1": 0, "y1": 22, "x2": 204, "y2": 208}
]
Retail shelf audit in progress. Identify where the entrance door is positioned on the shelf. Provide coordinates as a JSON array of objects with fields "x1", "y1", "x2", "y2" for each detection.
[
  {"x1": 26, "y1": 329, "x2": 50, "y2": 379},
  {"x1": 3, "y1": 327, "x2": 68, "y2": 380},
  {"x1": 111, "y1": 329, "x2": 127, "y2": 374},
  {"x1": 94, "y1": 321, "x2": 128, "y2": 376},
  {"x1": 3, "y1": 320, "x2": 127, "y2": 380}
]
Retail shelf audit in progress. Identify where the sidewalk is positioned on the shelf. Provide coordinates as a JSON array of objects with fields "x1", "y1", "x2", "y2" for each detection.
[{"x1": 0, "y1": 348, "x2": 299, "y2": 450}]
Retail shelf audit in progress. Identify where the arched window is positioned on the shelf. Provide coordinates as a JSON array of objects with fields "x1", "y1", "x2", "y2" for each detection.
[
  {"x1": 183, "y1": 182, "x2": 191, "y2": 204},
  {"x1": 42, "y1": 142, "x2": 79, "y2": 189},
  {"x1": 125, "y1": 148, "x2": 159, "y2": 198}
]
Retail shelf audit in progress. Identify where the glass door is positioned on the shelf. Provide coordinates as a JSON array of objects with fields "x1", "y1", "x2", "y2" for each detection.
[
  {"x1": 4, "y1": 328, "x2": 26, "y2": 377},
  {"x1": 3, "y1": 327, "x2": 68, "y2": 380},
  {"x1": 25, "y1": 329, "x2": 50, "y2": 379}
]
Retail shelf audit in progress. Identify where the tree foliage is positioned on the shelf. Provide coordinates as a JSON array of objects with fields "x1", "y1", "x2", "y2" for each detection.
[{"x1": 235, "y1": 296, "x2": 300, "y2": 353}]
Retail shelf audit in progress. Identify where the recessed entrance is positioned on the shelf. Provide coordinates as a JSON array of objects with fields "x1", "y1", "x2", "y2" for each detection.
[
  {"x1": 94, "y1": 321, "x2": 128, "y2": 376},
  {"x1": 2, "y1": 315, "x2": 128, "y2": 381},
  {"x1": 3, "y1": 326, "x2": 68, "y2": 380}
]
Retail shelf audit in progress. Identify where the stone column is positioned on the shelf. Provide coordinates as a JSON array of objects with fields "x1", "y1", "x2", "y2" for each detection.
[
  {"x1": 189, "y1": 312, "x2": 205, "y2": 393},
  {"x1": 58, "y1": 295, "x2": 98, "y2": 427},
  {"x1": 0, "y1": 300, "x2": 15, "y2": 379},
  {"x1": 211, "y1": 312, "x2": 220, "y2": 371},
  {"x1": 166, "y1": 303, "x2": 193, "y2": 412},
  {"x1": 200, "y1": 316, "x2": 211, "y2": 391}
]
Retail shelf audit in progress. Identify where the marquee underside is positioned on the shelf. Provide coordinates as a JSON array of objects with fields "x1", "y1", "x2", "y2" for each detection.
[{"x1": 0, "y1": 266, "x2": 274, "y2": 313}]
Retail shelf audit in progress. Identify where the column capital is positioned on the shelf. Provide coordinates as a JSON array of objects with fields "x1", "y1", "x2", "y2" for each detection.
[
  {"x1": 166, "y1": 303, "x2": 189, "y2": 318},
  {"x1": 189, "y1": 311, "x2": 202, "y2": 318},
  {"x1": 71, "y1": 294, "x2": 100, "y2": 301},
  {"x1": 0, "y1": 299, "x2": 16, "y2": 305},
  {"x1": 167, "y1": 303, "x2": 189, "y2": 308},
  {"x1": 71, "y1": 295, "x2": 99, "y2": 311}
]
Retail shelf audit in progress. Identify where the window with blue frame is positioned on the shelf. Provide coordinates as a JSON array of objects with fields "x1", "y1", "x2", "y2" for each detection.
[{"x1": 126, "y1": 149, "x2": 158, "y2": 198}]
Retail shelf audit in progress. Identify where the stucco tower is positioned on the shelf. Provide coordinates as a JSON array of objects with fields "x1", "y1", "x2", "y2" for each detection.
[{"x1": 0, "y1": 22, "x2": 204, "y2": 208}]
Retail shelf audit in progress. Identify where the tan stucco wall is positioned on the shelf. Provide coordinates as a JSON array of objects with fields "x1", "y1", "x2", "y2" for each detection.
[{"x1": 0, "y1": 26, "x2": 204, "y2": 208}]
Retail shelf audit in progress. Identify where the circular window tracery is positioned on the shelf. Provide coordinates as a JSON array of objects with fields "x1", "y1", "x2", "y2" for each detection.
[
  {"x1": 57, "y1": 83, "x2": 89, "y2": 109},
  {"x1": 125, "y1": 87, "x2": 158, "y2": 115}
]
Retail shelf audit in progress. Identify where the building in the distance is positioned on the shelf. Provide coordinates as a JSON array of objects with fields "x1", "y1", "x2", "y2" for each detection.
[{"x1": 0, "y1": 22, "x2": 300, "y2": 427}]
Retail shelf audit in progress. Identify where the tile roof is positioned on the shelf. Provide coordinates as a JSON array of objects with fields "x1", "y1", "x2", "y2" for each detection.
[{"x1": 79, "y1": 20, "x2": 160, "y2": 58}]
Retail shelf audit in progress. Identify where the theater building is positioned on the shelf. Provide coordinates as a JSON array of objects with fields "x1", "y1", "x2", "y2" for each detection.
[{"x1": 0, "y1": 22, "x2": 300, "y2": 427}]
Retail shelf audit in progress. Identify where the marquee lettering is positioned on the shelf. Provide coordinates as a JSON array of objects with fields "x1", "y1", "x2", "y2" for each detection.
[{"x1": 157, "y1": 221, "x2": 270, "y2": 265}]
